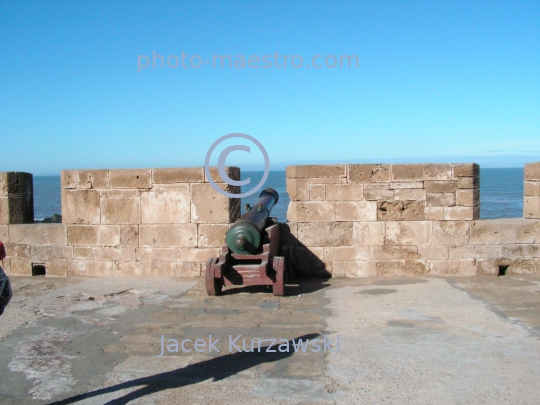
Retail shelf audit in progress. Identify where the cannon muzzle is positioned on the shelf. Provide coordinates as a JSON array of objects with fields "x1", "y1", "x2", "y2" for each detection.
[{"x1": 226, "y1": 188, "x2": 279, "y2": 255}]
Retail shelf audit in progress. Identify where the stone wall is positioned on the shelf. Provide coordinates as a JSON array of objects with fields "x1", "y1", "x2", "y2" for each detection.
[
  {"x1": 285, "y1": 163, "x2": 540, "y2": 277},
  {"x1": 0, "y1": 172, "x2": 34, "y2": 224},
  {"x1": 524, "y1": 162, "x2": 540, "y2": 219},
  {"x1": 0, "y1": 167, "x2": 240, "y2": 277}
]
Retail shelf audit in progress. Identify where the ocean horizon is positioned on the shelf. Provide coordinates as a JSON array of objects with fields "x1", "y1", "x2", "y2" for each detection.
[{"x1": 32, "y1": 168, "x2": 524, "y2": 222}]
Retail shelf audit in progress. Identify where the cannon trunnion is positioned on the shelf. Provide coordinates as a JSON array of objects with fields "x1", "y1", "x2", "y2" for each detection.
[{"x1": 205, "y1": 188, "x2": 288, "y2": 296}]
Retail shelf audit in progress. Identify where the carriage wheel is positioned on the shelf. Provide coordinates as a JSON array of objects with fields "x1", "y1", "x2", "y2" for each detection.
[
  {"x1": 205, "y1": 257, "x2": 223, "y2": 296},
  {"x1": 273, "y1": 256, "x2": 285, "y2": 296}
]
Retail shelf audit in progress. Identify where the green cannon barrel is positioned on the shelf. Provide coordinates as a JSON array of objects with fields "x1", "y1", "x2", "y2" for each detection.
[{"x1": 226, "y1": 188, "x2": 279, "y2": 255}]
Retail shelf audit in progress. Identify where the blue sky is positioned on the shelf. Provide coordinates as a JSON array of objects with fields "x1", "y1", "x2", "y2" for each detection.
[{"x1": 0, "y1": 0, "x2": 539, "y2": 175}]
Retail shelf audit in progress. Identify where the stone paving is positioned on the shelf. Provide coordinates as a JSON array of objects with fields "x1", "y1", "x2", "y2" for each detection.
[{"x1": 0, "y1": 275, "x2": 539, "y2": 404}]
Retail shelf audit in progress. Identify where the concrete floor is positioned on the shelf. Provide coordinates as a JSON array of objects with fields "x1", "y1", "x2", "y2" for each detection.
[{"x1": 0, "y1": 275, "x2": 539, "y2": 404}]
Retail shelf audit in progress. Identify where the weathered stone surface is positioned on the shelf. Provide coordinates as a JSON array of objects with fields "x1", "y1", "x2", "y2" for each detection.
[
  {"x1": 375, "y1": 260, "x2": 406, "y2": 276},
  {"x1": 428, "y1": 259, "x2": 477, "y2": 276},
  {"x1": 470, "y1": 219, "x2": 539, "y2": 244},
  {"x1": 286, "y1": 179, "x2": 308, "y2": 201},
  {"x1": 135, "y1": 248, "x2": 177, "y2": 262},
  {"x1": 99, "y1": 189, "x2": 140, "y2": 197},
  {"x1": 204, "y1": 166, "x2": 240, "y2": 184},
  {"x1": 425, "y1": 181, "x2": 459, "y2": 193},
  {"x1": 191, "y1": 183, "x2": 238, "y2": 223},
  {"x1": 141, "y1": 187, "x2": 190, "y2": 224},
  {"x1": 3, "y1": 243, "x2": 32, "y2": 257},
  {"x1": 418, "y1": 245, "x2": 449, "y2": 260},
  {"x1": 458, "y1": 176, "x2": 479, "y2": 189},
  {"x1": 77, "y1": 170, "x2": 109, "y2": 189},
  {"x1": 352, "y1": 222, "x2": 385, "y2": 245},
  {"x1": 524, "y1": 162, "x2": 540, "y2": 180},
  {"x1": 62, "y1": 189, "x2": 100, "y2": 224},
  {"x1": 287, "y1": 201, "x2": 335, "y2": 222},
  {"x1": 0, "y1": 224, "x2": 8, "y2": 241},
  {"x1": 177, "y1": 261, "x2": 203, "y2": 277},
  {"x1": 0, "y1": 198, "x2": 8, "y2": 224},
  {"x1": 524, "y1": 196, "x2": 540, "y2": 219},
  {"x1": 333, "y1": 260, "x2": 377, "y2": 277},
  {"x1": 390, "y1": 182, "x2": 424, "y2": 189},
  {"x1": 506, "y1": 259, "x2": 538, "y2": 275},
  {"x1": 524, "y1": 181, "x2": 540, "y2": 196},
  {"x1": 423, "y1": 164, "x2": 452, "y2": 181},
  {"x1": 286, "y1": 165, "x2": 346, "y2": 179},
  {"x1": 377, "y1": 201, "x2": 425, "y2": 221},
  {"x1": 153, "y1": 167, "x2": 204, "y2": 183},
  {"x1": 449, "y1": 245, "x2": 499, "y2": 260},
  {"x1": 116, "y1": 261, "x2": 144, "y2": 276},
  {"x1": 425, "y1": 207, "x2": 444, "y2": 221},
  {"x1": 452, "y1": 163, "x2": 479, "y2": 178},
  {"x1": 391, "y1": 164, "x2": 423, "y2": 181},
  {"x1": 180, "y1": 248, "x2": 219, "y2": 262},
  {"x1": 8, "y1": 257, "x2": 32, "y2": 276},
  {"x1": 309, "y1": 184, "x2": 325, "y2": 201},
  {"x1": 34, "y1": 246, "x2": 73, "y2": 260},
  {"x1": 109, "y1": 169, "x2": 152, "y2": 189},
  {"x1": 364, "y1": 189, "x2": 393, "y2": 201},
  {"x1": 393, "y1": 189, "x2": 426, "y2": 201},
  {"x1": 74, "y1": 247, "x2": 136, "y2": 261},
  {"x1": 45, "y1": 259, "x2": 68, "y2": 277},
  {"x1": 364, "y1": 183, "x2": 391, "y2": 190},
  {"x1": 61, "y1": 170, "x2": 77, "y2": 189},
  {"x1": 68, "y1": 260, "x2": 115, "y2": 276},
  {"x1": 9, "y1": 224, "x2": 67, "y2": 245},
  {"x1": 197, "y1": 224, "x2": 228, "y2": 248},
  {"x1": 477, "y1": 260, "x2": 498, "y2": 275},
  {"x1": 456, "y1": 189, "x2": 479, "y2": 207},
  {"x1": 427, "y1": 193, "x2": 456, "y2": 207},
  {"x1": 139, "y1": 224, "x2": 197, "y2": 248},
  {"x1": 349, "y1": 164, "x2": 391, "y2": 182},
  {"x1": 444, "y1": 206, "x2": 478, "y2": 221},
  {"x1": 326, "y1": 184, "x2": 364, "y2": 201},
  {"x1": 499, "y1": 244, "x2": 540, "y2": 258},
  {"x1": 385, "y1": 221, "x2": 431, "y2": 246},
  {"x1": 373, "y1": 245, "x2": 418, "y2": 260},
  {"x1": 144, "y1": 261, "x2": 176, "y2": 277},
  {"x1": 323, "y1": 247, "x2": 356, "y2": 261},
  {"x1": 335, "y1": 201, "x2": 377, "y2": 221},
  {"x1": 432, "y1": 221, "x2": 470, "y2": 245},
  {"x1": 67, "y1": 225, "x2": 120, "y2": 246},
  {"x1": 297, "y1": 222, "x2": 352, "y2": 247},
  {"x1": 120, "y1": 225, "x2": 139, "y2": 247},
  {"x1": 101, "y1": 197, "x2": 140, "y2": 224}
]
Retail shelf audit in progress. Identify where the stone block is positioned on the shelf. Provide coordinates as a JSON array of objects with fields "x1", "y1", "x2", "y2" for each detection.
[
  {"x1": 309, "y1": 184, "x2": 325, "y2": 201},
  {"x1": 0, "y1": 198, "x2": 8, "y2": 224},
  {"x1": 45, "y1": 259, "x2": 68, "y2": 277},
  {"x1": 120, "y1": 225, "x2": 139, "y2": 247},
  {"x1": 425, "y1": 207, "x2": 444, "y2": 220},
  {"x1": 524, "y1": 162, "x2": 540, "y2": 180},
  {"x1": 499, "y1": 244, "x2": 540, "y2": 258},
  {"x1": 405, "y1": 260, "x2": 428, "y2": 275},
  {"x1": 373, "y1": 245, "x2": 418, "y2": 260},
  {"x1": 139, "y1": 224, "x2": 197, "y2": 248},
  {"x1": 390, "y1": 181, "x2": 424, "y2": 189},
  {"x1": 364, "y1": 189, "x2": 394, "y2": 200},
  {"x1": 470, "y1": 219, "x2": 538, "y2": 244},
  {"x1": 286, "y1": 179, "x2": 308, "y2": 201},
  {"x1": 0, "y1": 173, "x2": 34, "y2": 224},
  {"x1": 418, "y1": 245, "x2": 448, "y2": 260},
  {"x1": 391, "y1": 164, "x2": 423, "y2": 181},
  {"x1": 506, "y1": 259, "x2": 538, "y2": 275},
  {"x1": 68, "y1": 260, "x2": 115, "y2": 276},
  {"x1": 348, "y1": 164, "x2": 391, "y2": 182},
  {"x1": 524, "y1": 181, "x2": 540, "y2": 196},
  {"x1": 100, "y1": 189, "x2": 140, "y2": 197},
  {"x1": 286, "y1": 165, "x2": 346, "y2": 179},
  {"x1": 204, "y1": 166, "x2": 240, "y2": 184},
  {"x1": 116, "y1": 261, "x2": 144, "y2": 276},
  {"x1": 385, "y1": 221, "x2": 431, "y2": 245},
  {"x1": 145, "y1": 261, "x2": 176, "y2": 277},
  {"x1": 9, "y1": 224, "x2": 67, "y2": 245},
  {"x1": 458, "y1": 177, "x2": 479, "y2": 189},
  {"x1": 428, "y1": 259, "x2": 477, "y2": 276},
  {"x1": 524, "y1": 196, "x2": 540, "y2": 219},
  {"x1": 61, "y1": 170, "x2": 77, "y2": 189},
  {"x1": 177, "y1": 261, "x2": 203, "y2": 277},
  {"x1": 153, "y1": 167, "x2": 204, "y2": 184},
  {"x1": 297, "y1": 222, "x2": 353, "y2": 247},
  {"x1": 67, "y1": 225, "x2": 120, "y2": 246},
  {"x1": 280, "y1": 222, "x2": 299, "y2": 247},
  {"x1": 448, "y1": 245, "x2": 499, "y2": 260},
  {"x1": 0, "y1": 224, "x2": 8, "y2": 241},
  {"x1": 74, "y1": 247, "x2": 136, "y2": 261},
  {"x1": 326, "y1": 184, "x2": 364, "y2": 201},
  {"x1": 287, "y1": 201, "x2": 335, "y2": 222},
  {"x1": 452, "y1": 163, "x2": 479, "y2": 178},
  {"x1": 393, "y1": 189, "x2": 426, "y2": 201},
  {"x1": 34, "y1": 246, "x2": 73, "y2": 260},
  {"x1": 477, "y1": 260, "x2": 498, "y2": 275},
  {"x1": 9, "y1": 257, "x2": 32, "y2": 275},
  {"x1": 180, "y1": 248, "x2": 219, "y2": 262},
  {"x1": 306, "y1": 177, "x2": 345, "y2": 185},
  {"x1": 77, "y1": 170, "x2": 109, "y2": 189},
  {"x1": 377, "y1": 201, "x2": 425, "y2": 221},
  {"x1": 324, "y1": 247, "x2": 356, "y2": 261},
  {"x1": 432, "y1": 221, "x2": 470, "y2": 245},
  {"x1": 191, "y1": 183, "x2": 239, "y2": 223},
  {"x1": 101, "y1": 197, "x2": 140, "y2": 224},
  {"x1": 425, "y1": 181, "x2": 459, "y2": 193},
  {"x1": 109, "y1": 169, "x2": 152, "y2": 189},
  {"x1": 456, "y1": 189, "x2": 479, "y2": 207},
  {"x1": 423, "y1": 164, "x2": 452, "y2": 181},
  {"x1": 335, "y1": 201, "x2": 377, "y2": 221},
  {"x1": 197, "y1": 224, "x2": 229, "y2": 248},
  {"x1": 444, "y1": 206, "x2": 478, "y2": 221},
  {"x1": 141, "y1": 187, "x2": 190, "y2": 224},
  {"x1": 333, "y1": 261, "x2": 377, "y2": 277},
  {"x1": 62, "y1": 189, "x2": 100, "y2": 224},
  {"x1": 136, "y1": 247, "x2": 177, "y2": 262},
  {"x1": 3, "y1": 243, "x2": 32, "y2": 257},
  {"x1": 352, "y1": 222, "x2": 385, "y2": 245},
  {"x1": 376, "y1": 260, "x2": 406, "y2": 276},
  {"x1": 364, "y1": 183, "x2": 391, "y2": 190},
  {"x1": 426, "y1": 193, "x2": 456, "y2": 207}
]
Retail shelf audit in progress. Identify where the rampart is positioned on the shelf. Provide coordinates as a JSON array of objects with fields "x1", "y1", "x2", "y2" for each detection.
[{"x1": 0, "y1": 162, "x2": 539, "y2": 278}]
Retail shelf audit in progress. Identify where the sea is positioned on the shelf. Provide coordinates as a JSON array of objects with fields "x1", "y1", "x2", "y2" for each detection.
[{"x1": 33, "y1": 168, "x2": 524, "y2": 222}]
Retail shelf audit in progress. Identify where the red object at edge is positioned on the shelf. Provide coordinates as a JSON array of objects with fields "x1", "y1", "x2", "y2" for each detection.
[{"x1": 0, "y1": 241, "x2": 6, "y2": 261}]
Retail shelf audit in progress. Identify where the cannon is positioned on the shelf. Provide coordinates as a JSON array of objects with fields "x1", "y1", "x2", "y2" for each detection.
[{"x1": 205, "y1": 188, "x2": 289, "y2": 296}]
